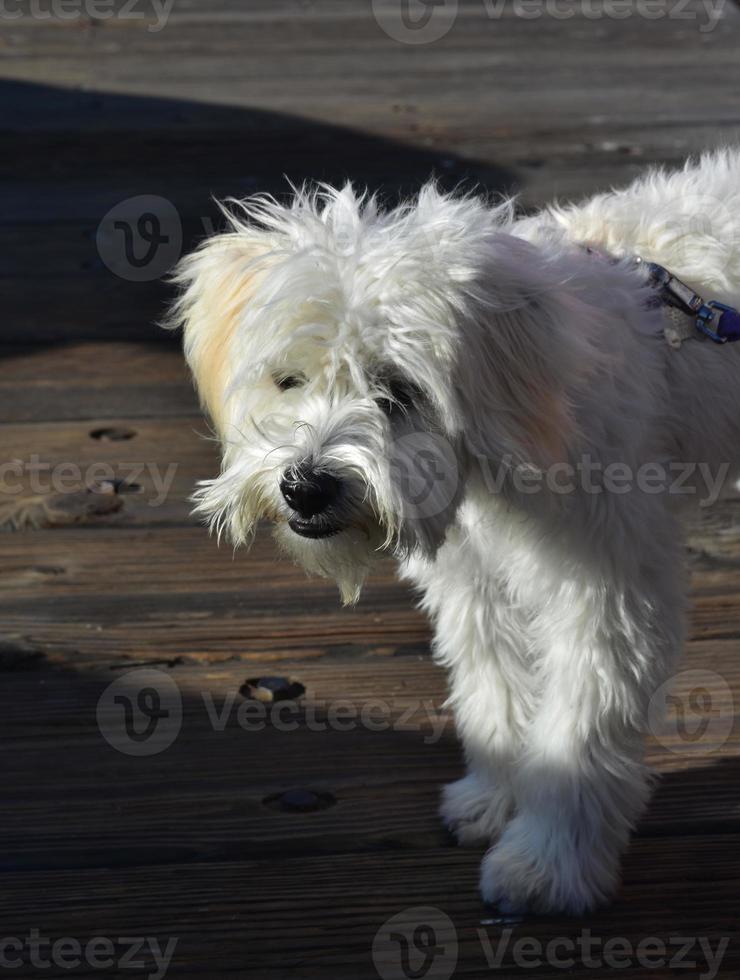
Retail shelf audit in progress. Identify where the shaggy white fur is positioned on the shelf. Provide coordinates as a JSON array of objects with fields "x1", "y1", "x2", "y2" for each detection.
[{"x1": 167, "y1": 150, "x2": 740, "y2": 914}]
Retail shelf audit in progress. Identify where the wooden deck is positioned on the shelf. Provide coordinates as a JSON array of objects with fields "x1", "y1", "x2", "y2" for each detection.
[{"x1": 2, "y1": 2, "x2": 740, "y2": 977}]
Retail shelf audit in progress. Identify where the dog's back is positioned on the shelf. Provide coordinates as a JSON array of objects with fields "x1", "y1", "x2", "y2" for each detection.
[
  {"x1": 537, "y1": 148, "x2": 740, "y2": 307},
  {"x1": 524, "y1": 151, "x2": 740, "y2": 492}
]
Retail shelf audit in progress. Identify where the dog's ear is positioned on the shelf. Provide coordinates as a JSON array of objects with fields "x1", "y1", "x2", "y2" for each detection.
[
  {"x1": 452, "y1": 232, "x2": 604, "y2": 472},
  {"x1": 166, "y1": 232, "x2": 270, "y2": 436}
]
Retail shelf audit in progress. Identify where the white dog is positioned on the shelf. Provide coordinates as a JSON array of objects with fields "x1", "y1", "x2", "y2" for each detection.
[{"x1": 167, "y1": 150, "x2": 740, "y2": 914}]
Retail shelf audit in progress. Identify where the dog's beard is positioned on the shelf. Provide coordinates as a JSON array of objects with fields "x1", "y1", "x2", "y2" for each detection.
[
  {"x1": 194, "y1": 395, "x2": 462, "y2": 604},
  {"x1": 273, "y1": 518, "x2": 386, "y2": 605},
  {"x1": 194, "y1": 433, "x2": 397, "y2": 605}
]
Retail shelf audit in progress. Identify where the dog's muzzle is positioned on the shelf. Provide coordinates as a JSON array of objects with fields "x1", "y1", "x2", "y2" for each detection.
[{"x1": 280, "y1": 465, "x2": 344, "y2": 539}]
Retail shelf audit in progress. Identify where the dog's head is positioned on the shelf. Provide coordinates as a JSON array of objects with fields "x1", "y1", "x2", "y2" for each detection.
[{"x1": 168, "y1": 185, "x2": 604, "y2": 601}]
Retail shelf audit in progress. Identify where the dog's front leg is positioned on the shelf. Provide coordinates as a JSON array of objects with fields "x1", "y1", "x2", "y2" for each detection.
[
  {"x1": 478, "y1": 555, "x2": 686, "y2": 914},
  {"x1": 421, "y1": 566, "x2": 536, "y2": 849},
  {"x1": 439, "y1": 652, "x2": 525, "y2": 848}
]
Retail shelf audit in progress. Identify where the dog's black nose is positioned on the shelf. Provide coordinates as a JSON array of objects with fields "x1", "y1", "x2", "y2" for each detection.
[{"x1": 280, "y1": 466, "x2": 340, "y2": 518}]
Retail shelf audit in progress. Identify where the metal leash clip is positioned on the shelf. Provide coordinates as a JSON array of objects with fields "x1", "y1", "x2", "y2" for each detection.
[
  {"x1": 694, "y1": 301, "x2": 734, "y2": 344},
  {"x1": 637, "y1": 258, "x2": 740, "y2": 344}
]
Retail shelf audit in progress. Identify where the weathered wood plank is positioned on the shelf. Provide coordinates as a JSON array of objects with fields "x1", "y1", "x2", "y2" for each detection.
[
  {"x1": 0, "y1": 844, "x2": 736, "y2": 978},
  {"x1": 4, "y1": 1, "x2": 740, "y2": 341},
  {"x1": 0, "y1": 343, "x2": 197, "y2": 421},
  {"x1": 2, "y1": 1, "x2": 740, "y2": 973},
  {"x1": 0, "y1": 659, "x2": 737, "y2": 871},
  {"x1": 0, "y1": 416, "x2": 216, "y2": 526},
  {"x1": 1, "y1": 523, "x2": 739, "y2": 662}
]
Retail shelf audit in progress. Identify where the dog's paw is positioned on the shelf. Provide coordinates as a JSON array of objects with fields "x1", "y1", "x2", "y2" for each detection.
[
  {"x1": 440, "y1": 773, "x2": 513, "y2": 847},
  {"x1": 479, "y1": 814, "x2": 617, "y2": 915}
]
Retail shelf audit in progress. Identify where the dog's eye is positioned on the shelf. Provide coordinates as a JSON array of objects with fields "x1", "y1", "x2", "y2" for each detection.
[
  {"x1": 378, "y1": 378, "x2": 417, "y2": 415},
  {"x1": 274, "y1": 373, "x2": 305, "y2": 392}
]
